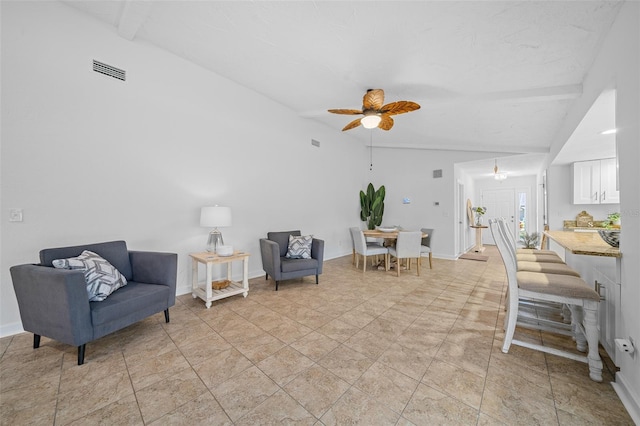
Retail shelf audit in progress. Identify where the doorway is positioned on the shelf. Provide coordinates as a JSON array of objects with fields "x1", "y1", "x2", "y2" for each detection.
[
  {"x1": 457, "y1": 182, "x2": 466, "y2": 255},
  {"x1": 481, "y1": 188, "x2": 516, "y2": 245}
]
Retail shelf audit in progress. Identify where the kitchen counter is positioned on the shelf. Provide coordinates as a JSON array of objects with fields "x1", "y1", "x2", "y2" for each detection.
[{"x1": 544, "y1": 230, "x2": 621, "y2": 258}]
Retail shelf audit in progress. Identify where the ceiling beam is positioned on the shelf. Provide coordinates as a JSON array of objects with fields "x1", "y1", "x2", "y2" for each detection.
[
  {"x1": 117, "y1": 1, "x2": 153, "y2": 41},
  {"x1": 464, "y1": 84, "x2": 583, "y2": 103},
  {"x1": 369, "y1": 141, "x2": 550, "y2": 154}
]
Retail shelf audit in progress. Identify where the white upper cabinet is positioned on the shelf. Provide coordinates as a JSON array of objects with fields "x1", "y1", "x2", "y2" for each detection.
[
  {"x1": 599, "y1": 158, "x2": 620, "y2": 204},
  {"x1": 572, "y1": 158, "x2": 619, "y2": 204}
]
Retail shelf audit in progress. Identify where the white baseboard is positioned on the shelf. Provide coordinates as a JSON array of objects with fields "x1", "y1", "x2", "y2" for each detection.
[
  {"x1": 0, "y1": 322, "x2": 25, "y2": 339},
  {"x1": 612, "y1": 372, "x2": 640, "y2": 425}
]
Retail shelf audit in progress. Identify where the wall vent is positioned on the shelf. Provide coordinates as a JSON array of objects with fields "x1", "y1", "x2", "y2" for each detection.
[
  {"x1": 311, "y1": 139, "x2": 320, "y2": 147},
  {"x1": 433, "y1": 169, "x2": 443, "y2": 178},
  {"x1": 93, "y1": 60, "x2": 126, "y2": 81}
]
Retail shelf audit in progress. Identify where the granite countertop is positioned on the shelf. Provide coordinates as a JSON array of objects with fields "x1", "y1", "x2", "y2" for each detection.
[{"x1": 545, "y1": 230, "x2": 621, "y2": 258}]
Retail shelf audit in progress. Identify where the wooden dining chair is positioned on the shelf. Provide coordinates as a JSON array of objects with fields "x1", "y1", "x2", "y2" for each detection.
[
  {"x1": 388, "y1": 231, "x2": 422, "y2": 277},
  {"x1": 489, "y1": 218, "x2": 603, "y2": 382}
]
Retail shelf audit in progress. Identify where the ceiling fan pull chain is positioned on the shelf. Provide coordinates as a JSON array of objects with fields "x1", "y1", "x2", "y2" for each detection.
[{"x1": 370, "y1": 130, "x2": 373, "y2": 171}]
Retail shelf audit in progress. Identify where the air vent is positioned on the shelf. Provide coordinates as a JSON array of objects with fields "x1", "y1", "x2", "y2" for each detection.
[
  {"x1": 93, "y1": 60, "x2": 126, "y2": 81},
  {"x1": 433, "y1": 169, "x2": 443, "y2": 178},
  {"x1": 311, "y1": 139, "x2": 320, "y2": 147}
]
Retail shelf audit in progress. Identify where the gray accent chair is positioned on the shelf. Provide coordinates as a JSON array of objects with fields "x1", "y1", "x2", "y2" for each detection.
[
  {"x1": 10, "y1": 240, "x2": 177, "y2": 365},
  {"x1": 259, "y1": 230, "x2": 324, "y2": 291}
]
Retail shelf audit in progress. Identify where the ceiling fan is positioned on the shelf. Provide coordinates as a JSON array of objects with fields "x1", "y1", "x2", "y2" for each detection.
[{"x1": 328, "y1": 89, "x2": 421, "y2": 131}]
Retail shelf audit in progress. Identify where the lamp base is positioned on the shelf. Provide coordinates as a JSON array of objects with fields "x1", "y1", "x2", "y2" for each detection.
[{"x1": 206, "y1": 230, "x2": 224, "y2": 253}]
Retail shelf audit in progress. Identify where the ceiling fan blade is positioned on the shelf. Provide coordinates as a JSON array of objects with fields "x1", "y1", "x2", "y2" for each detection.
[
  {"x1": 378, "y1": 115, "x2": 394, "y2": 131},
  {"x1": 342, "y1": 118, "x2": 362, "y2": 131},
  {"x1": 380, "y1": 101, "x2": 421, "y2": 115},
  {"x1": 328, "y1": 108, "x2": 364, "y2": 115},
  {"x1": 363, "y1": 89, "x2": 384, "y2": 110}
]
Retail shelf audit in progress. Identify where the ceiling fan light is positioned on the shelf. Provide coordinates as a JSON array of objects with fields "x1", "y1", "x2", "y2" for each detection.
[{"x1": 361, "y1": 114, "x2": 381, "y2": 129}]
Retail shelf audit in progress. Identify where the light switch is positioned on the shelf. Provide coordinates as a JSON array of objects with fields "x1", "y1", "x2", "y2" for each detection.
[{"x1": 9, "y1": 208, "x2": 23, "y2": 222}]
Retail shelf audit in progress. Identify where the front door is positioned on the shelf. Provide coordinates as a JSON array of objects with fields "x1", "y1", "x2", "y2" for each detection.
[{"x1": 481, "y1": 188, "x2": 516, "y2": 245}]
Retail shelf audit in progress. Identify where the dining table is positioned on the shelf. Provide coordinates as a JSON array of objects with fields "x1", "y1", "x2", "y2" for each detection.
[
  {"x1": 362, "y1": 229, "x2": 428, "y2": 240},
  {"x1": 362, "y1": 228, "x2": 428, "y2": 270}
]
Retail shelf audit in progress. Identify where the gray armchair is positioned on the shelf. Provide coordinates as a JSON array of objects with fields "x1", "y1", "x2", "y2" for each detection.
[
  {"x1": 10, "y1": 241, "x2": 177, "y2": 365},
  {"x1": 259, "y1": 230, "x2": 324, "y2": 291}
]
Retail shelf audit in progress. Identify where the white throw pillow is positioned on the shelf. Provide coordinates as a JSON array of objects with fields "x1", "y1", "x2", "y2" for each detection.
[
  {"x1": 285, "y1": 235, "x2": 313, "y2": 259},
  {"x1": 53, "y1": 250, "x2": 127, "y2": 301}
]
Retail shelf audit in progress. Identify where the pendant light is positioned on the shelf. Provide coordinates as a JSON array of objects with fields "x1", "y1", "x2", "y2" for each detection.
[{"x1": 494, "y1": 159, "x2": 507, "y2": 181}]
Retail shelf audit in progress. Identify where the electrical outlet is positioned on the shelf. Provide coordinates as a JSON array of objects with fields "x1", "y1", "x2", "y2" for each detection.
[{"x1": 9, "y1": 209, "x2": 23, "y2": 222}]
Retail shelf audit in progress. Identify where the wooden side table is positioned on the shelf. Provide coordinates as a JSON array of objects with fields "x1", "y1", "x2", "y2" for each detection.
[
  {"x1": 190, "y1": 251, "x2": 250, "y2": 308},
  {"x1": 470, "y1": 225, "x2": 488, "y2": 253}
]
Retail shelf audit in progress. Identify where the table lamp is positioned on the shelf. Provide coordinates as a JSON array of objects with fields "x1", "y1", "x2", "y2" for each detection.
[{"x1": 200, "y1": 206, "x2": 232, "y2": 253}]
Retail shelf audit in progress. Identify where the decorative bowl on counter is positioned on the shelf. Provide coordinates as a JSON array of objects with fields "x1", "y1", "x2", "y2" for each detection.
[{"x1": 597, "y1": 230, "x2": 620, "y2": 248}]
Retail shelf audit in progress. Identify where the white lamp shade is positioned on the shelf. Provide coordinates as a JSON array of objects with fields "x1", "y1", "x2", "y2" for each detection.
[{"x1": 200, "y1": 206, "x2": 232, "y2": 227}]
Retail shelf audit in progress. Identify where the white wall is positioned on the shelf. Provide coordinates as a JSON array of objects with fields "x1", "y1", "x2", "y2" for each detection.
[
  {"x1": 0, "y1": 1, "x2": 367, "y2": 335},
  {"x1": 545, "y1": 2, "x2": 640, "y2": 421}
]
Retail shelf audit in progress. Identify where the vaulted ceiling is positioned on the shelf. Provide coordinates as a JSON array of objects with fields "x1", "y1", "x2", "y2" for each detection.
[{"x1": 62, "y1": 1, "x2": 622, "y2": 176}]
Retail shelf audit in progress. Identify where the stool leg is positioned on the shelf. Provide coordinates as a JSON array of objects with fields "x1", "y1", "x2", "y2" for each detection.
[{"x1": 583, "y1": 303, "x2": 603, "y2": 382}]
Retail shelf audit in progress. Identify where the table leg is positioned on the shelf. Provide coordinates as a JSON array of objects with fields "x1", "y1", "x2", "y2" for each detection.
[
  {"x1": 191, "y1": 258, "x2": 198, "y2": 299},
  {"x1": 206, "y1": 262, "x2": 213, "y2": 309},
  {"x1": 242, "y1": 257, "x2": 249, "y2": 297},
  {"x1": 474, "y1": 227, "x2": 485, "y2": 252}
]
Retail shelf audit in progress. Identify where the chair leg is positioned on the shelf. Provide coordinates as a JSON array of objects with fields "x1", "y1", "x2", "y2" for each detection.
[
  {"x1": 417, "y1": 258, "x2": 420, "y2": 276},
  {"x1": 164, "y1": 309, "x2": 170, "y2": 323},
  {"x1": 315, "y1": 274, "x2": 319, "y2": 284},
  {"x1": 265, "y1": 274, "x2": 269, "y2": 280},
  {"x1": 275, "y1": 281, "x2": 279, "y2": 291},
  {"x1": 429, "y1": 252, "x2": 433, "y2": 269},
  {"x1": 33, "y1": 334, "x2": 41, "y2": 349},
  {"x1": 78, "y1": 344, "x2": 86, "y2": 365},
  {"x1": 397, "y1": 258, "x2": 401, "y2": 277},
  {"x1": 502, "y1": 296, "x2": 518, "y2": 353},
  {"x1": 352, "y1": 249, "x2": 355, "y2": 265}
]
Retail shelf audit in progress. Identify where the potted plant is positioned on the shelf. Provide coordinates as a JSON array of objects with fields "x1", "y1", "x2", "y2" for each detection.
[
  {"x1": 360, "y1": 183, "x2": 385, "y2": 230},
  {"x1": 520, "y1": 232, "x2": 540, "y2": 249},
  {"x1": 472, "y1": 206, "x2": 487, "y2": 226},
  {"x1": 606, "y1": 212, "x2": 621, "y2": 228}
]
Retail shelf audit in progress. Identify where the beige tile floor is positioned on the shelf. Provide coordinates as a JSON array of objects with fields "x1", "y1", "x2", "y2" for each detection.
[{"x1": 1, "y1": 246, "x2": 634, "y2": 425}]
